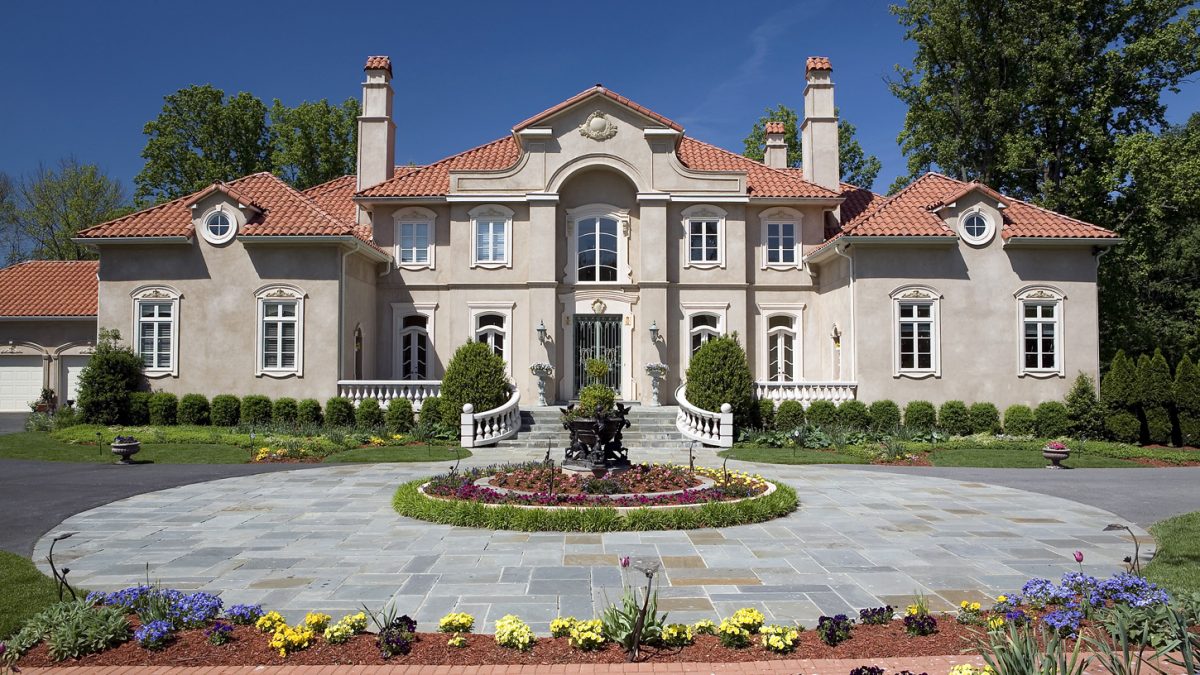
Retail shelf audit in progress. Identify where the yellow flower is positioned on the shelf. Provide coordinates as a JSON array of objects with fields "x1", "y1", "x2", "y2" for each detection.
[
  {"x1": 996, "y1": 594, "x2": 1008, "y2": 603},
  {"x1": 987, "y1": 615, "x2": 1006, "y2": 631},
  {"x1": 970, "y1": 602, "x2": 981, "y2": 611}
]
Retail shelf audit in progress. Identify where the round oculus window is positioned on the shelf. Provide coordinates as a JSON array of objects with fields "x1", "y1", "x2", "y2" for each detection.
[
  {"x1": 202, "y1": 210, "x2": 235, "y2": 244},
  {"x1": 960, "y1": 211, "x2": 993, "y2": 244}
]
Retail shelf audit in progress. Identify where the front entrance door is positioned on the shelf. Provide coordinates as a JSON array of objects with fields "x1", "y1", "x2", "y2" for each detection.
[{"x1": 574, "y1": 314, "x2": 622, "y2": 396}]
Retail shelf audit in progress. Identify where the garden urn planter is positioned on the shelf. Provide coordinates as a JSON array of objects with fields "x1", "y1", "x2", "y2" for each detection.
[
  {"x1": 561, "y1": 403, "x2": 631, "y2": 473},
  {"x1": 111, "y1": 440, "x2": 141, "y2": 464},
  {"x1": 1042, "y1": 443, "x2": 1070, "y2": 469}
]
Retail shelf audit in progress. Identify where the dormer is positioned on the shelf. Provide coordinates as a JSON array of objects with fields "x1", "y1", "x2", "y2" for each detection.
[{"x1": 185, "y1": 183, "x2": 262, "y2": 246}]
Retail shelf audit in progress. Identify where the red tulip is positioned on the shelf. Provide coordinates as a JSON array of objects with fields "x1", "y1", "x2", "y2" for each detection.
[{"x1": 1073, "y1": 551, "x2": 1084, "y2": 563}]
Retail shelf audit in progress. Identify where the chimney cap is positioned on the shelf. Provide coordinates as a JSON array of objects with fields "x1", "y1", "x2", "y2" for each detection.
[
  {"x1": 765, "y1": 121, "x2": 786, "y2": 135},
  {"x1": 364, "y1": 55, "x2": 392, "y2": 74},
  {"x1": 806, "y1": 56, "x2": 833, "y2": 73}
]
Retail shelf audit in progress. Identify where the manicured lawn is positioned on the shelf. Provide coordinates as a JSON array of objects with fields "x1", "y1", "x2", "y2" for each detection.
[
  {"x1": 0, "y1": 550, "x2": 64, "y2": 639},
  {"x1": 1146, "y1": 511, "x2": 1200, "y2": 597},
  {"x1": 719, "y1": 446, "x2": 870, "y2": 464},
  {"x1": 928, "y1": 447, "x2": 1143, "y2": 468},
  {"x1": 324, "y1": 445, "x2": 470, "y2": 463}
]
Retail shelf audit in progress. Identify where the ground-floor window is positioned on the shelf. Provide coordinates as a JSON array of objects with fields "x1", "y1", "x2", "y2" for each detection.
[
  {"x1": 476, "y1": 313, "x2": 506, "y2": 358},
  {"x1": 890, "y1": 286, "x2": 940, "y2": 378},
  {"x1": 1016, "y1": 286, "x2": 1064, "y2": 376},
  {"x1": 399, "y1": 315, "x2": 429, "y2": 380},
  {"x1": 256, "y1": 285, "x2": 305, "y2": 377},
  {"x1": 767, "y1": 315, "x2": 796, "y2": 381},
  {"x1": 690, "y1": 314, "x2": 719, "y2": 355},
  {"x1": 132, "y1": 286, "x2": 181, "y2": 377}
]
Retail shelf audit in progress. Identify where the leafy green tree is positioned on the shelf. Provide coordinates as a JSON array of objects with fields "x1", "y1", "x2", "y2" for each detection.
[
  {"x1": 742, "y1": 105, "x2": 882, "y2": 188},
  {"x1": 135, "y1": 85, "x2": 273, "y2": 204},
  {"x1": 271, "y1": 98, "x2": 360, "y2": 190},
  {"x1": 5, "y1": 159, "x2": 127, "y2": 262},
  {"x1": 76, "y1": 329, "x2": 144, "y2": 425}
]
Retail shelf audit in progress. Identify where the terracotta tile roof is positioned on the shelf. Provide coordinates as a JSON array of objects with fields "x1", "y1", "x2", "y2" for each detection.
[
  {"x1": 183, "y1": 182, "x2": 261, "y2": 211},
  {"x1": 764, "y1": 121, "x2": 786, "y2": 134},
  {"x1": 513, "y1": 85, "x2": 684, "y2": 132},
  {"x1": 807, "y1": 56, "x2": 833, "y2": 73},
  {"x1": 0, "y1": 260, "x2": 98, "y2": 317},
  {"x1": 676, "y1": 138, "x2": 841, "y2": 198},
  {"x1": 364, "y1": 56, "x2": 391, "y2": 73},
  {"x1": 301, "y1": 174, "x2": 358, "y2": 225},
  {"x1": 357, "y1": 137, "x2": 521, "y2": 197}
]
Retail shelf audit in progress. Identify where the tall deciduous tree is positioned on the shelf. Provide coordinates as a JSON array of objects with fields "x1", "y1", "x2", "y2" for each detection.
[
  {"x1": 270, "y1": 98, "x2": 360, "y2": 190},
  {"x1": 743, "y1": 105, "x2": 882, "y2": 189},
  {"x1": 6, "y1": 159, "x2": 128, "y2": 263},
  {"x1": 135, "y1": 85, "x2": 274, "y2": 204}
]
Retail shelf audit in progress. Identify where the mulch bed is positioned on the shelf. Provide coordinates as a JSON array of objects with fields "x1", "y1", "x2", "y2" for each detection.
[{"x1": 16, "y1": 621, "x2": 985, "y2": 667}]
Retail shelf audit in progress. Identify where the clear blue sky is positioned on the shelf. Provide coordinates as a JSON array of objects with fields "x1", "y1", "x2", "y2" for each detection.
[{"x1": 1, "y1": 0, "x2": 1196, "y2": 195}]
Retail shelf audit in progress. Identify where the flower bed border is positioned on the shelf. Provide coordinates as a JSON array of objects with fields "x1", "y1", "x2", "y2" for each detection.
[
  {"x1": 432, "y1": 473, "x2": 763, "y2": 511},
  {"x1": 393, "y1": 478, "x2": 797, "y2": 532}
]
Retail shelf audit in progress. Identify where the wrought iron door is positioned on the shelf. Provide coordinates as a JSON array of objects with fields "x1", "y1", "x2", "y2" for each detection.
[{"x1": 574, "y1": 314, "x2": 622, "y2": 396}]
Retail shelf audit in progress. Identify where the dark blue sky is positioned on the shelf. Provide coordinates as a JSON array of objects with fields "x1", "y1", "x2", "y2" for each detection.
[{"x1": 1, "y1": 0, "x2": 1196, "y2": 194}]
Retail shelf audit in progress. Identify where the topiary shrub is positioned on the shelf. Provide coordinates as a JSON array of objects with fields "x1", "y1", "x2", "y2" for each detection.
[
  {"x1": 1138, "y1": 349, "x2": 1175, "y2": 445},
  {"x1": 1064, "y1": 373, "x2": 1104, "y2": 439},
  {"x1": 148, "y1": 392, "x2": 178, "y2": 425},
  {"x1": 1105, "y1": 411, "x2": 1141, "y2": 443},
  {"x1": 325, "y1": 396, "x2": 355, "y2": 427},
  {"x1": 440, "y1": 342, "x2": 510, "y2": 429},
  {"x1": 297, "y1": 398, "x2": 322, "y2": 426},
  {"x1": 211, "y1": 395, "x2": 240, "y2": 426},
  {"x1": 903, "y1": 400, "x2": 937, "y2": 431},
  {"x1": 756, "y1": 399, "x2": 776, "y2": 429},
  {"x1": 240, "y1": 395, "x2": 272, "y2": 425},
  {"x1": 1003, "y1": 404, "x2": 1035, "y2": 435},
  {"x1": 1101, "y1": 350, "x2": 1138, "y2": 412},
  {"x1": 76, "y1": 329, "x2": 144, "y2": 425},
  {"x1": 868, "y1": 400, "x2": 901, "y2": 433},
  {"x1": 1034, "y1": 401, "x2": 1070, "y2": 438},
  {"x1": 937, "y1": 400, "x2": 971, "y2": 436},
  {"x1": 419, "y1": 396, "x2": 442, "y2": 423},
  {"x1": 272, "y1": 397, "x2": 298, "y2": 426},
  {"x1": 177, "y1": 394, "x2": 210, "y2": 426},
  {"x1": 1145, "y1": 406, "x2": 1173, "y2": 445},
  {"x1": 806, "y1": 400, "x2": 838, "y2": 429},
  {"x1": 577, "y1": 383, "x2": 616, "y2": 417},
  {"x1": 386, "y1": 398, "x2": 414, "y2": 434},
  {"x1": 836, "y1": 399, "x2": 871, "y2": 431},
  {"x1": 128, "y1": 391, "x2": 152, "y2": 425},
  {"x1": 685, "y1": 334, "x2": 754, "y2": 430},
  {"x1": 967, "y1": 402, "x2": 1001, "y2": 435},
  {"x1": 774, "y1": 401, "x2": 806, "y2": 432},
  {"x1": 356, "y1": 398, "x2": 384, "y2": 429},
  {"x1": 1174, "y1": 355, "x2": 1200, "y2": 447}
]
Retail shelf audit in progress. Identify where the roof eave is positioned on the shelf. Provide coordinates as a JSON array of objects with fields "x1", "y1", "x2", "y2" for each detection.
[
  {"x1": 0, "y1": 315, "x2": 96, "y2": 321},
  {"x1": 1003, "y1": 236, "x2": 1123, "y2": 248},
  {"x1": 841, "y1": 234, "x2": 960, "y2": 246},
  {"x1": 71, "y1": 236, "x2": 192, "y2": 246},
  {"x1": 353, "y1": 195, "x2": 449, "y2": 204},
  {"x1": 236, "y1": 235, "x2": 392, "y2": 263}
]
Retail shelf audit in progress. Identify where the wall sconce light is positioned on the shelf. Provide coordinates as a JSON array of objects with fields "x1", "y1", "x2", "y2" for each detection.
[
  {"x1": 536, "y1": 320, "x2": 548, "y2": 344},
  {"x1": 649, "y1": 320, "x2": 660, "y2": 343}
]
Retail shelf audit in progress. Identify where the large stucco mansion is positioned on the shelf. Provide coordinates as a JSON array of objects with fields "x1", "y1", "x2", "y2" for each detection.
[{"x1": 0, "y1": 55, "x2": 1120, "y2": 434}]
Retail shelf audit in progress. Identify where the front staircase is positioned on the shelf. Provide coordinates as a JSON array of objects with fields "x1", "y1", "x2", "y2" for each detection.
[{"x1": 491, "y1": 405, "x2": 696, "y2": 455}]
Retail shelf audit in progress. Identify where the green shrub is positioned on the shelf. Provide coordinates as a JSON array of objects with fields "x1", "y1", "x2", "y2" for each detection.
[
  {"x1": 386, "y1": 398, "x2": 414, "y2": 434},
  {"x1": 440, "y1": 342, "x2": 510, "y2": 428},
  {"x1": 210, "y1": 395, "x2": 240, "y2": 426},
  {"x1": 1105, "y1": 410, "x2": 1141, "y2": 443},
  {"x1": 272, "y1": 397, "x2": 299, "y2": 425},
  {"x1": 1145, "y1": 406, "x2": 1172, "y2": 445},
  {"x1": 177, "y1": 394, "x2": 210, "y2": 426},
  {"x1": 356, "y1": 398, "x2": 385, "y2": 429},
  {"x1": 148, "y1": 392, "x2": 178, "y2": 426},
  {"x1": 577, "y1": 383, "x2": 616, "y2": 417},
  {"x1": 1175, "y1": 355, "x2": 1200, "y2": 446},
  {"x1": 1064, "y1": 373, "x2": 1104, "y2": 439},
  {"x1": 1003, "y1": 404, "x2": 1035, "y2": 435},
  {"x1": 1034, "y1": 401, "x2": 1070, "y2": 438},
  {"x1": 806, "y1": 400, "x2": 838, "y2": 428},
  {"x1": 1101, "y1": 350, "x2": 1138, "y2": 411},
  {"x1": 76, "y1": 329, "x2": 144, "y2": 425},
  {"x1": 774, "y1": 401, "x2": 806, "y2": 432},
  {"x1": 324, "y1": 396, "x2": 354, "y2": 427},
  {"x1": 756, "y1": 399, "x2": 776, "y2": 429},
  {"x1": 967, "y1": 402, "x2": 1001, "y2": 434},
  {"x1": 419, "y1": 396, "x2": 442, "y2": 423},
  {"x1": 128, "y1": 391, "x2": 152, "y2": 425},
  {"x1": 1139, "y1": 349, "x2": 1175, "y2": 409},
  {"x1": 938, "y1": 400, "x2": 971, "y2": 436},
  {"x1": 836, "y1": 400, "x2": 871, "y2": 431},
  {"x1": 240, "y1": 395, "x2": 272, "y2": 425},
  {"x1": 685, "y1": 335, "x2": 754, "y2": 430},
  {"x1": 296, "y1": 398, "x2": 322, "y2": 426},
  {"x1": 903, "y1": 401, "x2": 937, "y2": 431},
  {"x1": 868, "y1": 400, "x2": 901, "y2": 433}
]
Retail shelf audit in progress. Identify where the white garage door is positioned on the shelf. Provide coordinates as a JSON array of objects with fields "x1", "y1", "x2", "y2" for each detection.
[
  {"x1": 0, "y1": 355, "x2": 44, "y2": 412},
  {"x1": 61, "y1": 355, "x2": 91, "y2": 406}
]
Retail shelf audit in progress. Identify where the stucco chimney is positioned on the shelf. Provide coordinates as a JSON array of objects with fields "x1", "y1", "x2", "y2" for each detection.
[
  {"x1": 764, "y1": 121, "x2": 788, "y2": 169},
  {"x1": 357, "y1": 56, "x2": 395, "y2": 192},
  {"x1": 801, "y1": 57, "x2": 840, "y2": 192}
]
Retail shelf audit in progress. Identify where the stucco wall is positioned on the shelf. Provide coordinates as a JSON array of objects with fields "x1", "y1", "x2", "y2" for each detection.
[{"x1": 1, "y1": 319, "x2": 98, "y2": 402}]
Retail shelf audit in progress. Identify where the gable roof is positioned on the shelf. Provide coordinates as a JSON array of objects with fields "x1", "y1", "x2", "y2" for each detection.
[
  {"x1": 513, "y1": 85, "x2": 684, "y2": 132},
  {"x1": 0, "y1": 260, "x2": 98, "y2": 317}
]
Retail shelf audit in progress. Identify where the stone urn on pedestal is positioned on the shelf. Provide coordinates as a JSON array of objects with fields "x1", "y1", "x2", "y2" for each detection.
[
  {"x1": 1042, "y1": 441, "x2": 1071, "y2": 469},
  {"x1": 529, "y1": 362, "x2": 554, "y2": 406},
  {"x1": 644, "y1": 363, "x2": 668, "y2": 407},
  {"x1": 110, "y1": 436, "x2": 141, "y2": 464}
]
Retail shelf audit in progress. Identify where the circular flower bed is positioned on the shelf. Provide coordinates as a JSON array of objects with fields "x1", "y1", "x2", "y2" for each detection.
[{"x1": 392, "y1": 463, "x2": 797, "y2": 532}]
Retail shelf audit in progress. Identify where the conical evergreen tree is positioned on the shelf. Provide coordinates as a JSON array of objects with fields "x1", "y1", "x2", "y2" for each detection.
[
  {"x1": 1065, "y1": 373, "x2": 1104, "y2": 439},
  {"x1": 1100, "y1": 350, "x2": 1136, "y2": 411},
  {"x1": 1138, "y1": 350, "x2": 1174, "y2": 444},
  {"x1": 1174, "y1": 354, "x2": 1200, "y2": 446}
]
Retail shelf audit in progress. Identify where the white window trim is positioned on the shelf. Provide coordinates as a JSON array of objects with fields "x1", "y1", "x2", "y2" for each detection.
[
  {"x1": 890, "y1": 285, "x2": 942, "y2": 379},
  {"x1": 199, "y1": 205, "x2": 238, "y2": 245},
  {"x1": 958, "y1": 206, "x2": 996, "y2": 246},
  {"x1": 131, "y1": 285, "x2": 181, "y2": 378},
  {"x1": 393, "y1": 206, "x2": 436, "y2": 270},
  {"x1": 680, "y1": 301, "x2": 729, "y2": 368},
  {"x1": 468, "y1": 301, "x2": 515, "y2": 378},
  {"x1": 565, "y1": 203, "x2": 631, "y2": 285},
  {"x1": 756, "y1": 303, "x2": 805, "y2": 381},
  {"x1": 254, "y1": 284, "x2": 306, "y2": 378},
  {"x1": 682, "y1": 204, "x2": 727, "y2": 269},
  {"x1": 1015, "y1": 285, "x2": 1066, "y2": 378},
  {"x1": 469, "y1": 204, "x2": 514, "y2": 269},
  {"x1": 758, "y1": 207, "x2": 803, "y2": 270},
  {"x1": 391, "y1": 302, "x2": 438, "y2": 380}
]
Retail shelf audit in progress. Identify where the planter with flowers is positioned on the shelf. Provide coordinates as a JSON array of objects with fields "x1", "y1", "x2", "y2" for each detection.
[
  {"x1": 111, "y1": 435, "x2": 141, "y2": 464},
  {"x1": 1042, "y1": 440, "x2": 1070, "y2": 469}
]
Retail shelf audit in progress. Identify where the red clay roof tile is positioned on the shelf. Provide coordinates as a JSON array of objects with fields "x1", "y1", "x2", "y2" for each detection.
[
  {"x1": 0, "y1": 260, "x2": 98, "y2": 317},
  {"x1": 764, "y1": 121, "x2": 786, "y2": 134},
  {"x1": 677, "y1": 138, "x2": 841, "y2": 198},
  {"x1": 807, "y1": 56, "x2": 833, "y2": 73},
  {"x1": 513, "y1": 85, "x2": 684, "y2": 132},
  {"x1": 364, "y1": 56, "x2": 391, "y2": 73}
]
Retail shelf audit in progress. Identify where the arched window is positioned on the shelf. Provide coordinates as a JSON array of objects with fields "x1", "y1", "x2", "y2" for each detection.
[
  {"x1": 353, "y1": 326, "x2": 363, "y2": 380},
  {"x1": 476, "y1": 313, "x2": 506, "y2": 358},
  {"x1": 577, "y1": 216, "x2": 620, "y2": 282},
  {"x1": 399, "y1": 315, "x2": 429, "y2": 380},
  {"x1": 767, "y1": 315, "x2": 796, "y2": 382},
  {"x1": 690, "y1": 313, "x2": 720, "y2": 356}
]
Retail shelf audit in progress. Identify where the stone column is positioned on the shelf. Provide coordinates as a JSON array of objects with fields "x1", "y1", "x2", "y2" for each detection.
[
  {"x1": 638, "y1": 194, "x2": 670, "y2": 404},
  {"x1": 528, "y1": 197, "x2": 560, "y2": 405}
]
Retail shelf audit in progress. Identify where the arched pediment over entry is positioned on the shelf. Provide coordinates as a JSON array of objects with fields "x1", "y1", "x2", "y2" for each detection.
[{"x1": 547, "y1": 154, "x2": 650, "y2": 194}]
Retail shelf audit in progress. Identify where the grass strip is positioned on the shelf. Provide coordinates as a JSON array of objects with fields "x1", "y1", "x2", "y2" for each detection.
[
  {"x1": 0, "y1": 551, "x2": 66, "y2": 640},
  {"x1": 1146, "y1": 511, "x2": 1200, "y2": 597}
]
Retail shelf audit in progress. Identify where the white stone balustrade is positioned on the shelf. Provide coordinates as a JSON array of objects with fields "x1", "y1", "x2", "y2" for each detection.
[
  {"x1": 336, "y1": 380, "x2": 442, "y2": 408},
  {"x1": 755, "y1": 381, "x2": 858, "y2": 407},
  {"x1": 675, "y1": 383, "x2": 733, "y2": 448},
  {"x1": 460, "y1": 387, "x2": 521, "y2": 448}
]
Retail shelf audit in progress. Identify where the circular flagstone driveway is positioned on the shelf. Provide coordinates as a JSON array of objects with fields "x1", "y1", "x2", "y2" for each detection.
[{"x1": 35, "y1": 461, "x2": 1150, "y2": 633}]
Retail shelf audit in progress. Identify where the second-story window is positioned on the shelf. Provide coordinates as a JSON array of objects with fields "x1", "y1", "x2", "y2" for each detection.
[
  {"x1": 469, "y1": 205, "x2": 514, "y2": 268},
  {"x1": 682, "y1": 205, "x2": 726, "y2": 268},
  {"x1": 766, "y1": 222, "x2": 797, "y2": 265},
  {"x1": 577, "y1": 216, "x2": 619, "y2": 282}
]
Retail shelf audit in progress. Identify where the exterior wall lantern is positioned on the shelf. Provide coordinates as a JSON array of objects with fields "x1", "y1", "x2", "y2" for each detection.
[
  {"x1": 536, "y1": 319, "x2": 548, "y2": 344},
  {"x1": 649, "y1": 320, "x2": 661, "y2": 343}
]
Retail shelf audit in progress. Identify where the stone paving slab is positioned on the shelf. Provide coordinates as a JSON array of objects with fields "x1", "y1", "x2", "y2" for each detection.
[{"x1": 34, "y1": 453, "x2": 1154, "y2": 633}]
